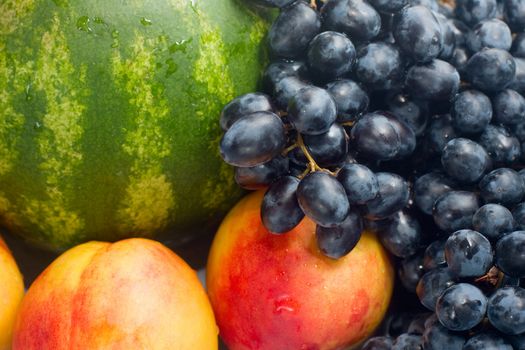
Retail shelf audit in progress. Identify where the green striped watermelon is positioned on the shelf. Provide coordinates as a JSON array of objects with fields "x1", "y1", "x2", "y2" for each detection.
[{"x1": 0, "y1": 0, "x2": 271, "y2": 251}]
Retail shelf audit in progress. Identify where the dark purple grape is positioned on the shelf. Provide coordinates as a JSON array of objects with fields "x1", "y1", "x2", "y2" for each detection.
[
  {"x1": 321, "y1": 0, "x2": 382, "y2": 43},
  {"x1": 416, "y1": 267, "x2": 456, "y2": 310},
  {"x1": 316, "y1": 208, "x2": 363, "y2": 259},
  {"x1": 510, "y1": 58, "x2": 525, "y2": 95},
  {"x1": 288, "y1": 86, "x2": 337, "y2": 135},
  {"x1": 297, "y1": 171, "x2": 349, "y2": 227},
  {"x1": 220, "y1": 93, "x2": 274, "y2": 131},
  {"x1": 365, "y1": 172, "x2": 410, "y2": 220},
  {"x1": 355, "y1": 42, "x2": 404, "y2": 91},
  {"x1": 513, "y1": 203, "x2": 525, "y2": 230},
  {"x1": 435, "y1": 283, "x2": 487, "y2": 331},
  {"x1": 261, "y1": 176, "x2": 304, "y2": 234},
  {"x1": 405, "y1": 59, "x2": 460, "y2": 101},
  {"x1": 326, "y1": 80, "x2": 369, "y2": 123},
  {"x1": 422, "y1": 315, "x2": 465, "y2": 350},
  {"x1": 392, "y1": 333, "x2": 422, "y2": 350},
  {"x1": 399, "y1": 252, "x2": 425, "y2": 293},
  {"x1": 449, "y1": 46, "x2": 469, "y2": 74},
  {"x1": 435, "y1": 12, "x2": 456, "y2": 61},
  {"x1": 414, "y1": 172, "x2": 456, "y2": 215},
  {"x1": 378, "y1": 210, "x2": 422, "y2": 258},
  {"x1": 307, "y1": 31, "x2": 356, "y2": 79},
  {"x1": 262, "y1": 60, "x2": 308, "y2": 94},
  {"x1": 455, "y1": 0, "x2": 497, "y2": 27},
  {"x1": 407, "y1": 313, "x2": 432, "y2": 335},
  {"x1": 493, "y1": 89, "x2": 525, "y2": 126},
  {"x1": 444, "y1": 229, "x2": 493, "y2": 277},
  {"x1": 423, "y1": 239, "x2": 447, "y2": 270},
  {"x1": 433, "y1": 190, "x2": 479, "y2": 232},
  {"x1": 465, "y1": 48, "x2": 516, "y2": 92},
  {"x1": 451, "y1": 90, "x2": 492, "y2": 134},
  {"x1": 234, "y1": 156, "x2": 289, "y2": 190},
  {"x1": 361, "y1": 336, "x2": 393, "y2": 350},
  {"x1": 487, "y1": 286, "x2": 525, "y2": 335},
  {"x1": 268, "y1": 1, "x2": 321, "y2": 58},
  {"x1": 386, "y1": 93, "x2": 429, "y2": 136},
  {"x1": 425, "y1": 114, "x2": 459, "y2": 155},
  {"x1": 220, "y1": 112, "x2": 286, "y2": 167},
  {"x1": 441, "y1": 138, "x2": 491, "y2": 183},
  {"x1": 479, "y1": 168, "x2": 525, "y2": 205},
  {"x1": 466, "y1": 19, "x2": 512, "y2": 53},
  {"x1": 337, "y1": 163, "x2": 379, "y2": 204},
  {"x1": 303, "y1": 123, "x2": 348, "y2": 168},
  {"x1": 463, "y1": 332, "x2": 513, "y2": 350},
  {"x1": 368, "y1": 0, "x2": 408, "y2": 13},
  {"x1": 393, "y1": 5, "x2": 443, "y2": 63},
  {"x1": 512, "y1": 33, "x2": 525, "y2": 58},
  {"x1": 495, "y1": 231, "x2": 525, "y2": 277},
  {"x1": 479, "y1": 125, "x2": 521, "y2": 165},
  {"x1": 450, "y1": 19, "x2": 469, "y2": 47},
  {"x1": 472, "y1": 204, "x2": 515, "y2": 241},
  {"x1": 504, "y1": 0, "x2": 525, "y2": 32},
  {"x1": 273, "y1": 76, "x2": 310, "y2": 110}
]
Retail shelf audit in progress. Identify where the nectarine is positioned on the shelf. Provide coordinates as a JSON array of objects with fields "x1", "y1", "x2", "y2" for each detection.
[
  {"x1": 12, "y1": 238, "x2": 218, "y2": 350},
  {"x1": 207, "y1": 191, "x2": 394, "y2": 350}
]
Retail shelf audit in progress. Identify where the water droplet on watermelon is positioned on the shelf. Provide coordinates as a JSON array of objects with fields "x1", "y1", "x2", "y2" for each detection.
[
  {"x1": 25, "y1": 83, "x2": 32, "y2": 101},
  {"x1": 34, "y1": 121, "x2": 42, "y2": 129},
  {"x1": 169, "y1": 38, "x2": 192, "y2": 54},
  {"x1": 76, "y1": 16, "x2": 92, "y2": 33},
  {"x1": 140, "y1": 17, "x2": 153, "y2": 26}
]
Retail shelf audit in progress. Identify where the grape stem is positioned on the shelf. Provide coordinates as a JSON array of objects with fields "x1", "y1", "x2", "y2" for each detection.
[
  {"x1": 297, "y1": 133, "x2": 337, "y2": 176},
  {"x1": 474, "y1": 266, "x2": 501, "y2": 286},
  {"x1": 309, "y1": 0, "x2": 317, "y2": 10}
]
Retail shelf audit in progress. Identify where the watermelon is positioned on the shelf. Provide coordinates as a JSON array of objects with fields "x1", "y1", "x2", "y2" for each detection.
[{"x1": 0, "y1": 0, "x2": 271, "y2": 251}]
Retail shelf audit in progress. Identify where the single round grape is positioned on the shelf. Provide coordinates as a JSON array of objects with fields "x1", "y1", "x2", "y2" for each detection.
[
  {"x1": 378, "y1": 210, "x2": 422, "y2": 258},
  {"x1": 463, "y1": 332, "x2": 513, "y2": 350},
  {"x1": 433, "y1": 190, "x2": 479, "y2": 232},
  {"x1": 435, "y1": 283, "x2": 487, "y2": 331},
  {"x1": 307, "y1": 31, "x2": 356, "y2": 80},
  {"x1": 513, "y1": 203, "x2": 525, "y2": 230},
  {"x1": 479, "y1": 125, "x2": 521, "y2": 165},
  {"x1": 220, "y1": 111, "x2": 286, "y2": 167},
  {"x1": 423, "y1": 239, "x2": 447, "y2": 270},
  {"x1": 262, "y1": 60, "x2": 308, "y2": 94},
  {"x1": 511, "y1": 58, "x2": 525, "y2": 96},
  {"x1": 512, "y1": 33, "x2": 525, "y2": 58},
  {"x1": 234, "y1": 156, "x2": 289, "y2": 190},
  {"x1": 393, "y1": 5, "x2": 443, "y2": 63},
  {"x1": 422, "y1": 315, "x2": 466, "y2": 350},
  {"x1": 288, "y1": 86, "x2": 337, "y2": 135},
  {"x1": 355, "y1": 41, "x2": 404, "y2": 91},
  {"x1": 405, "y1": 59, "x2": 460, "y2": 101},
  {"x1": 425, "y1": 114, "x2": 459, "y2": 155},
  {"x1": 361, "y1": 336, "x2": 393, "y2": 350},
  {"x1": 261, "y1": 176, "x2": 304, "y2": 234},
  {"x1": 368, "y1": 0, "x2": 408, "y2": 13},
  {"x1": 472, "y1": 204, "x2": 515, "y2": 241},
  {"x1": 465, "y1": 48, "x2": 516, "y2": 92},
  {"x1": 398, "y1": 252, "x2": 425, "y2": 293},
  {"x1": 268, "y1": 1, "x2": 321, "y2": 58},
  {"x1": 441, "y1": 138, "x2": 491, "y2": 183},
  {"x1": 414, "y1": 172, "x2": 456, "y2": 215},
  {"x1": 444, "y1": 229, "x2": 493, "y2": 277},
  {"x1": 303, "y1": 123, "x2": 348, "y2": 168},
  {"x1": 337, "y1": 163, "x2": 379, "y2": 204},
  {"x1": 392, "y1": 333, "x2": 422, "y2": 350},
  {"x1": 321, "y1": 0, "x2": 382, "y2": 43},
  {"x1": 326, "y1": 80, "x2": 369, "y2": 123},
  {"x1": 220, "y1": 93, "x2": 274, "y2": 131},
  {"x1": 435, "y1": 12, "x2": 456, "y2": 61},
  {"x1": 297, "y1": 171, "x2": 349, "y2": 227},
  {"x1": 487, "y1": 286, "x2": 525, "y2": 335},
  {"x1": 455, "y1": 0, "x2": 497, "y2": 27},
  {"x1": 386, "y1": 93, "x2": 428, "y2": 136},
  {"x1": 416, "y1": 267, "x2": 456, "y2": 311},
  {"x1": 466, "y1": 18, "x2": 512, "y2": 53},
  {"x1": 316, "y1": 209, "x2": 363, "y2": 259},
  {"x1": 504, "y1": 0, "x2": 525, "y2": 32},
  {"x1": 351, "y1": 111, "x2": 416, "y2": 161},
  {"x1": 451, "y1": 90, "x2": 492, "y2": 134},
  {"x1": 493, "y1": 89, "x2": 525, "y2": 126},
  {"x1": 479, "y1": 168, "x2": 525, "y2": 205},
  {"x1": 365, "y1": 172, "x2": 410, "y2": 220},
  {"x1": 495, "y1": 231, "x2": 525, "y2": 277},
  {"x1": 273, "y1": 76, "x2": 310, "y2": 110}
]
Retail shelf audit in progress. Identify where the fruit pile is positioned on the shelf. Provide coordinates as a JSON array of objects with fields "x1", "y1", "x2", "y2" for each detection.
[{"x1": 219, "y1": 0, "x2": 525, "y2": 348}]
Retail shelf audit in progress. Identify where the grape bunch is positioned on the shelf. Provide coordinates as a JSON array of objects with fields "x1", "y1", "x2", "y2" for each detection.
[{"x1": 219, "y1": 0, "x2": 525, "y2": 347}]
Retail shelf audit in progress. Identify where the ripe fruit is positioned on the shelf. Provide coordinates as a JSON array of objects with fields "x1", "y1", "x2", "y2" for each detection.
[
  {"x1": 0, "y1": 0, "x2": 270, "y2": 251},
  {"x1": 207, "y1": 191, "x2": 394, "y2": 350},
  {"x1": 0, "y1": 236, "x2": 24, "y2": 350},
  {"x1": 12, "y1": 238, "x2": 217, "y2": 349}
]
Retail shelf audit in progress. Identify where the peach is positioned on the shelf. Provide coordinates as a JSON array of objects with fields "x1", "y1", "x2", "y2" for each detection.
[
  {"x1": 12, "y1": 238, "x2": 217, "y2": 350},
  {"x1": 207, "y1": 191, "x2": 394, "y2": 350},
  {"x1": 0, "y1": 236, "x2": 24, "y2": 350}
]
